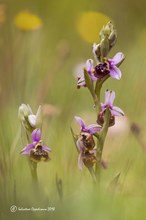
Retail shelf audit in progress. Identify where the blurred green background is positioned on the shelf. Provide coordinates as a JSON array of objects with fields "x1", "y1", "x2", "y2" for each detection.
[{"x1": 1, "y1": 0, "x2": 146, "y2": 219}]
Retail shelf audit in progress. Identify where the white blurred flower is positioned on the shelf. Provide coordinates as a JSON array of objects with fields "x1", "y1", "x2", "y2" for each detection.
[{"x1": 108, "y1": 116, "x2": 130, "y2": 137}]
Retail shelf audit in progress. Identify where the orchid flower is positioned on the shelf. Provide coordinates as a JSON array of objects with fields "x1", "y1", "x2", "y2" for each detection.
[
  {"x1": 76, "y1": 135, "x2": 97, "y2": 170},
  {"x1": 21, "y1": 129, "x2": 52, "y2": 162},
  {"x1": 94, "y1": 52, "x2": 125, "y2": 80},
  {"x1": 74, "y1": 116, "x2": 100, "y2": 170},
  {"x1": 101, "y1": 90, "x2": 124, "y2": 116},
  {"x1": 77, "y1": 52, "x2": 125, "y2": 88},
  {"x1": 108, "y1": 52, "x2": 125, "y2": 80},
  {"x1": 77, "y1": 59, "x2": 97, "y2": 88}
]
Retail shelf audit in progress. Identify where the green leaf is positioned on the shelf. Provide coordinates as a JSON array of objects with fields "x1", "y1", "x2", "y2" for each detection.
[
  {"x1": 108, "y1": 172, "x2": 121, "y2": 191},
  {"x1": 84, "y1": 68, "x2": 97, "y2": 104},
  {"x1": 36, "y1": 105, "x2": 43, "y2": 129},
  {"x1": 70, "y1": 127, "x2": 79, "y2": 153}
]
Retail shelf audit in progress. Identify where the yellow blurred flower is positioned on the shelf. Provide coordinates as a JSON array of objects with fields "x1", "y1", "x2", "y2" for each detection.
[
  {"x1": 76, "y1": 11, "x2": 111, "y2": 43},
  {"x1": 14, "y1": 11, "x2": 42, "y2": 31}
]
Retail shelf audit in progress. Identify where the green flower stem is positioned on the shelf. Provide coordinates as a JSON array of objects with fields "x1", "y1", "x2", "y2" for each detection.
[
  {"x1": 95, "y1": 109, "x2": 110, "y2": 178},
  {"x1": 26, "y1": 132, "x2": 39, "y2": 186},
  {"x1": 94, "y1": 75, "x2": 110, "y2": 114},
  {"x1": 28, "y1": 160, "x2": 38, "y2": 183},
  {"x1": 94, "y1": 82, "x2": 102, "y2": 114}
]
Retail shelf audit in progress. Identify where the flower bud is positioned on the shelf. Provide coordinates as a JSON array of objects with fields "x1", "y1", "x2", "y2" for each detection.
[
  {"x1": 18, "y1": 104, "x2": 31, "y2": 120},
  {"x1": 100, "y1": 38, "x2": 109, "y2": 58},
  {"x1": 92, "y1": 43, "x2": 101, "y2": 61},
  {"x1": 28, "y1": 114, "x2": 36, "y2": 127},
  {"x1": 108, "y1": 30, "x2": 117, "y2": 48},
  {"x1": 18, "y1": 104, "x2": 43, "y2": 132},
  {"x1": 100, "y1": 22, "x2": 115, "y2": 38},
  {"x1": 99, "y1": 22, "x2": 117, "y2": 57}
]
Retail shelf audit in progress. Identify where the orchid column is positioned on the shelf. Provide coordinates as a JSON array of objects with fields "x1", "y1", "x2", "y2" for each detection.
[{"x1": 72, "y1": 21, "x2": 125, "y2": 182}]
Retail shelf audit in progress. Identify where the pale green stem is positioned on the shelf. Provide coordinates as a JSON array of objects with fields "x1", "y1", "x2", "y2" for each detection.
[
  {"x1": 26, "y1": 132, "x2": 39, "y2": 186},
  {"x1": 94, "y1": 75, "x2": 110, "y2": 114},
  {"x1": 95, "y1": 109, "x2": 110, "y2": 178},
  {"x1": 94, "y1": 82, "x2": 102, "y2": 114},
  {"x1": 28, "y1": 160, "x2": 38, "y2": 183}
]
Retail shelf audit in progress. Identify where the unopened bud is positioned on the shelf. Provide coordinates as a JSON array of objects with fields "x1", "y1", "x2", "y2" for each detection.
[
  {"x1": 18, "y1": 104, "x2": 43, "y2": 132},
  {"x1": 92, "y1": 43, "x2": 101, "y2": 61},
  {"x1": 28, "y1": 114, "x2": 36, "y2": 127},
  {"x1": 99, "y1": 21, "x2": 117, "y2": 57},
  {"x1": 108, "y1": 30, "x2": 117, "y2": 47},
  {"x1": 100, "y1": 38, "x2": 109, "y2": 58},
  {"x1": 18, "y1": 104, "x2": 31, "y2": 120}
]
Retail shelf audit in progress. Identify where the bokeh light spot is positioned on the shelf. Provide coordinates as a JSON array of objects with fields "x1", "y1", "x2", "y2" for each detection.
[
  {"x1": 77, "y1": 11, "x2": 111, "y2": 43},
  {"x1": 14, "y1": 11, "x2": 42, "y2": 31}
]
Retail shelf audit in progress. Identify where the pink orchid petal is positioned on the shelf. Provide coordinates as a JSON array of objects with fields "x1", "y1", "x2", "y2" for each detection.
[
  {"x1": 76, "y1": 139, "x2": 85, "y2": 152},
  {"x1": 111, "y1": 106, "x2": 124, "y2": 116},
  {"x1": 105, "y1": 90, "x2": 115, "y2": 106},
  {"x1": 112, "y1": 52, "x2": 125, "y2": 65},
  {"x1": 85, "y1": 59, "x2": 94, "y2": 72},
  {"x1": 74, "y1": 116, "x2": 86, "y2": 129},
  {"x1": 77, "y1": 73, "x2": 85, "y2": 86},
  {"x1": 28, "y1": 114, "x2": 36, "y2": 127},
  {"x1": 87, "y1": 124, "x2": 101, "y2": 134},
  {"x1": 110, "y1": 65, "x2": 122, "y2": 80},
  {"x1": 42, "y1": 145, "x2": 52, "y2": 152},
  {"x1": 20, "y1": 143, "x2": 34, "y2": 155},
  {"x1": 32, "y1": 129, "x2": 41, "y2": 142},
  {"x1": 90, "y1": 73, "x2": 98, "y2": 81}
]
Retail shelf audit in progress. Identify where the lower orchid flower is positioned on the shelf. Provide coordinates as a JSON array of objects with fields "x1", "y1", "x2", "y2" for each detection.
[
  {"x1": 97, "y1": 90, "x2": 124, "y2": 126},
  {"x1": 77, "y1": 59, "x2": 97, "y2": 88},
  {"x1": 74, "y1": 116, "x2": 100, "y2": 170},
  {"x1": 20, "y1": 128, "x2": 52, "y2": 162},
  {"x1": 76, "y1": 133, "x2": 97, "y2": 170}
]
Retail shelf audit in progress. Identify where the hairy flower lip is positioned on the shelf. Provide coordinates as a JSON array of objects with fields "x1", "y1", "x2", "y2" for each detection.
[{"x1": 94, "y1": 62, "x2": 110, "y2": 79}]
